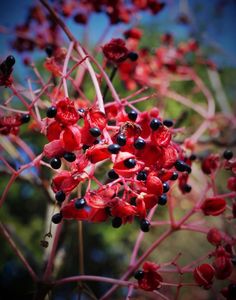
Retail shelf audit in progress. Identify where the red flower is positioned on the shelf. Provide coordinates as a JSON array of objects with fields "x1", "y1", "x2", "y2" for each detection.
[
  {"x1": 102, "y1": 39, "x2": 129, "y2": 63},
  {"x1": 207, "y1": 228, "x2": 222, "y2": 246},
  {"x1": 55, "y1": 98, "x2": 79, "y2": 125},
  {"x1": 193, "y1": 263, "x2": 215, "y2": 289},
  {"x1": 138, "y1": 261, "x2": 163, "y2": 291},
  {"x1": 201, "y1": 197, "x2": 226, "y2": 216}
]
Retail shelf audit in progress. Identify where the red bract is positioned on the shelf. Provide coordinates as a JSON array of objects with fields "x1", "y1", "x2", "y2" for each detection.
[
  {"x1": 60, "y1": 125, "x2": 81, "y2": 151},
  {"x1": 86, "y1": 144, "x2": 111, "y2": 163},
  {"x1": 151, "y1": 125, "x2": 171, "y2": 147},
  {"x1": 207, "y1": 228, "x2": 222, "y2": 246},
  {"x1": 46, "y1": 121, "x2": 62, "y2": 141},
  {"x1": 86, "y1": 191, "x2": 115, "y2": 209},
  {"x1": 113, "y1": 152, "x2": 143, "y2": 177},
  {"x1": 201, "y1": 154, "x2": 220, "y2": 175},
  {"x1": 111, "y1": 201, "x2": 137, "y2": 218},
  {"x1": 87, "y1": 109, "x2": 107, "y2": 130},
  {"x1": 102, "y1": 38, "x2": 129, "y2": 63},
  {"x1": 55, "y1": 98, "x2": 79, "y2": 125},
  {"x1": 146, "y1": 174, "x2": 163, "y2": 195},
  {"x1": 193, "y1": 263, "x2": 215, "y2": 289},
  {"x1": 138, "y1": 261, "x2": 163, "y2": 291},
  {"x1": 61, "y1": 199, "x2": 88, "y2": 220},
  {"x1": 89, "y1": 208, "x2": 109, "y2": 222},
  {"x1": 52, "y1": 171, "x2": 84, "y2": 193},
  {"x1": 43, "y1": 139, "x2": 64, "y2": 158},
  {"x1": 201, "y1": 197, "x2": 226, "y2": 216}
]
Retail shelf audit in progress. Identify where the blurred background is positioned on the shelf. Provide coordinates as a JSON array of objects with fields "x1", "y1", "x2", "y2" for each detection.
[{"x1": 0, "y1": 1, "x2": 235, "y2": 299}]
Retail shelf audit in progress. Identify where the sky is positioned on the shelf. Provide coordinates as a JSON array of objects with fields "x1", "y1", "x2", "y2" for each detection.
[{"x1": 0, "y1": 0, "x2": 235, "y2": 76}]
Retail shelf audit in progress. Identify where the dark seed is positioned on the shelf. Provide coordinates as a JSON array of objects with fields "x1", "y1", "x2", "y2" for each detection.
[
  {"x1": 63, "y1": 152, "x2": 76, "y2": 162},
  {"x1": 140, "y1": 219, "x2": 150, "y2": 232},
  {"x1": 134, "y1": 270, "x2": 144, "y2": 280},
  {"x1": 163, "y1": 182, "x2": 170, "y2": 193},
  {"x1": 223, "y1": 149, "x2": 233, "y2": 160},
  {"x1": 150, "y1": 118, "x2": 162, "y2": 130},
  {"x1": 128, "y1": 109, "x2": 138, "y2": 121},
  {"x1": 128, "y1": 52, "x2": 139, "y2": 61},
  {"x1": 108, "y1": 169, "x2": 119, "y2": 180},
  {"x1": 112, "y1": 217, "x2": 122, "y2": 228},
  {"x1": 134, "y1": 137, "x2": 146, "y2": 150},
  {"x1": 51, "y1": 212, "x2": 63, "y2": 224},
  {"x1": 5, "y1": 55, "x2": 16, "y2": 68},
  {"x1": 116, "y1": 133, "x2": 126, "y2": 146},
  {"x1": 170, "y1": 171, "x2": 178, "y2": 180},
  {"x1": 183, "y1": 184, "x2": 192, "y2": 193},
  {"x1": 158, "y1": 194, "x2": 167, "y2": 205},
  {"x1": 50, "y1": 157, "x2": 61, "y2": 169},
  {"x1": 163, "y1": 119, "x2": 174, "y2": 127},
  {"x1": 21, "y1": 114, "x2": 31, "y2": 123},
  {"x1": 75, "y1": 198, "x2": 86, "y2": 209},
  {"x1": 47, "y1": 106, "x2": 57, "y2": 118},
  {"x1": 89, "y1": 127, "x2": 101, "y2": 137},
  {"x1": 137, "y1": 171, "x2": 147, "y2": 181},
  {"x1": 175, "y1": 160, "x2": 189, "y2": 172},
  {"x1": 124, "y1": 158, "x2": 136, "y2": 168},
  {"x1": 55, "y1": 190, "x2": 66, "y2": 203},
  {"x1": 108, "y1": 144, "x2": 120, "y2": 154},
  {"x1": 45, "y1": 45, "x2": 54, "y2": 57},
  {"x1": 189, "y1": 154, "x2": 197, "y2": 161},
  {"x1": 82, "y1": 144, "x2": 90, "y2": 151}
]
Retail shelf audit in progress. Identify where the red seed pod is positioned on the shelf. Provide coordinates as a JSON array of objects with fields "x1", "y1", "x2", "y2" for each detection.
[
  {"x1": 89, "y1": 208, "x2": 109, "y2": 222},
  {"x1": 86, "y1": 144, "x2": 111, "y2": 163},
  {"x1": 46, "y1": 121, "x2": 62, "y2": 141},
  {"x1": 227, "y1": 177, "x2": 236, "y2": 192},
  {"x1": 55, "y1": 98, "x2": 79, "y2": 126},
  {"x1": 52, "y1": 171, "x2": 84, "y2": 193},
  {"x1": 213, "y1": 256, "x2": 233, "y2": 280},
  {"x1": 60, "y1": 125, "x2": 81, "y2": 152},
  {"x1": 201, "y1": 154, "x2": 219, "y2": 175},
  {"x1": 43, "y1": 139, "x2": 64, "y2": 159},
  {"x1": 138, "y1": 261, "x2": 163, "y2": 291},
  {"x1": 146, "y1": 174, "x2": 163, "y2": 196},
  {"x1": 201, "y1": 197, "x2": 226, "y2": 216},
  {"x1": 193, "y1": 263, "x2": 215, "y2": 289},
  {"x1": 102, "y1": 38, "x2": 129, "y2": 63},
  {"x1": 111, "y1": 201, "x2": 137, "y2": 218},
  {"x1": 87, "y1": 109, "x2": 107, "y2": 130},
  {"x1": 113, "y1": 151, "x2": 143, "y2": 177},
  {"x1": 207, "y1": 228, "x2": 222, "y2": 246},
  {"x1": 151, "y1": 125, "x2": 171, "y2": 147}
]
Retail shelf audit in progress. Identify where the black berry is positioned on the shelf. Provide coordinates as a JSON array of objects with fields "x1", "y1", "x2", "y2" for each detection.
[
  {"x1": 124, "y1": 158, "x2": 136, "y2": 168},
  {"x1": 45, "y1": 44, "x2": 54, "y2": 57},
  {"x1": 128, "y1": 52, "x2": 139, "y2": 61},
  {"x1": 130, "y1": 197, "x2": 137, "y2": 206},
  {"x1": 5, "y1": 55, "x2": 16, "y2": 68},
  {"x1": 89, "y1": 127, "x2": 101, "y2": 137},
  {"x1": 55, "y1": 190, "x2": 66, "y2": 203},
  {"x1": 63, "y1": 152, "x2": 76, "y2": 162},
  {"x1": 137, "y1": 171, "x2": 147, "y2": 181},
  {"x1": 47, "y1": 106, "x2": 57, "y2": 118},
  {"x1": 108, "y1": 169, "x2": 119, "y2": 180},
  {"x1": 158, "y1": 194, "x2": 167, "y2": 205},
  {"x1": 163, "y1": 119, "x2": 174, "y2": 127},
  {"x1": 78, "y1": 108, "x2": 85, "y2": 114},
  {"x1": 112, "y1": 217, "x2": 122, "y2": 228},
  {"x1": 163, "y1": 182, "x2": 170, "y2": 193},
  {"x1": 189, "y1": 154, "x2": 197, "y2": 161},
  {"x1": 116, "y1": 133, "x2": 126, "y2": 146},
  {"x1": 134, "y1": 137, "x2": 146, "y2": 150},
  {"x1": 150, "y1": 118, "x2": 162, "y2": 130},
  {"x1": 134, "y1": 270, "x2": 144, "y2": 280},
  {"x1": 140, "y1": 219, "x2": 150, "y2": 232},
  {"x1": 170, "y1": 171, "x2": 178, "y2": 180},
  {"x1": 75, "y1": 198, "x2": 86, "y2": 209},
  {"x1": 82, "y1": 144, "x2": 90, "y2": 151},
  {"x1": 223, "y1": 149, "x2": 233, "y2": 160},
  {"x1": 21, "y1": 114, "x2": 31, "y2": 123},
  {"x1": 183, "y1": 184, "x2": 192, "y2": 193},
  {"x1": 128, "y1": 109, "x2": 138, "y2": 121},
  {"x1": 50, "y1": 157, "x2": 61, "y2": 169},
  {"x1": 52, "y1": 212, "x2": 63, "y2": 224},
  {"x1": 108, "y1": 144, "x2": 120, "y2": 154},
  {"x1": 175, "y1": 160, "x2": 190, "y2": 172}
]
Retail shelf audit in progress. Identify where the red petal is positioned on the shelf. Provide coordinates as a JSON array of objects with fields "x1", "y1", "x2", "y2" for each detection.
[
  {"x1": 60, "y1": 125, "x2": 81, "y2": 151},
  {"x1": 151, "y1": 125, "x2": 171, "y2": 147},
  {"x1": 43, "y1": 139, "x2": 65, "y2": 158}
]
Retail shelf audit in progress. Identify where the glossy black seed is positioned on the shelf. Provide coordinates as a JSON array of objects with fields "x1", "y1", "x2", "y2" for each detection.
[
  {"x1": 137, "y1": 171, "x2": 147, "y2": 181},
  {"x1": 185, "y1": 165, "x2": 192, "y2": 174},
  {"x1": 163, "y1": 182, "x2": 170, "y2": 193},
  {"x1": 51, "y1": 212, "x2": 63, "y2": 224},
  {"x1": 108, "y1": 169, "x2": 119, "y2": 180},
  {"x1": 112, "y1": 217, "x2": 122, "y2": 228},
  {"x1": 128, "y1": 52, "x2": 139, "y2": 61},
  {"x1": 134, "y1": 270, "x2": 144, "y2": 280},
  {"x1": 78, "y1": 108, "x2": 85, "y2": 113},
  {"x1": 47, "y1": 106, "x2": 57, "y2": 118},
  {"x1": 50, "y1": 157, "x2": 61, "y2": 169},
  {"x1": 223, "y1": 149, "x2": 233, "y2": 160},
  {"x1": 89, "y1": 127, "x2": 101, "y2": 137},
  {"x1": 55, "y1": 190, "x2": 66, "y2": 203},
  {"x1": 108, "y1": 144, "x2": 121, "y2": 154},
  {"x1": 21, "y1": 114, "x2": 31, "y2": 123},
  {"x1": 175, "y1": 160, "x2": 188, "y2": 172},
  {"x1": 190, "y1": 154, "x2": 197, "y2": 161},
  {"x1": 128, "y1": 109, "x2": 138, "y2": 121},
  {"x1": 124, "y1": 158, "x2": 136, "y2": 168},
  {"x1": 163, "y1": 119, "x2": 174, "y2": 127},
  {"x1": 5, "y1": 55, "x2": 16, "y2": 68},
  {"x1": 116, "y1": 133, "x2": 126, "y2": 146},
  {"x1": 150, "y1": 118, "x2": 162, "y2": 130},
  {"x1": 63, "y1": 152, "x2": 76, "y2": 162},
  {"x1": 183, "y1": 184, "x2": 192, "y2": 193},
  {"x1": 75, "y1": 198, "x2": 86, "y2": 209},
  {"x1": 45, "y1": 45, "x2": 54, "y2": 57},
  {"x1": 170, "y1": 171, "x2": 178, "y2": 180},
  {"x1": 134, "y1": 138, "x2": 146, "y2": 150},
  {"x1": 158, "y1": 194, "x2": 167, "y2": 205},
  {"x1": 140, "y1": 219, "x2": 150, "y2": 232}
]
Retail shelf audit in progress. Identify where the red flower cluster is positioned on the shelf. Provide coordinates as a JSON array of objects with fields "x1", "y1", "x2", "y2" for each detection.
[{"x1": 0, "y1": 113, "x2": 30, "y2": 135}]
